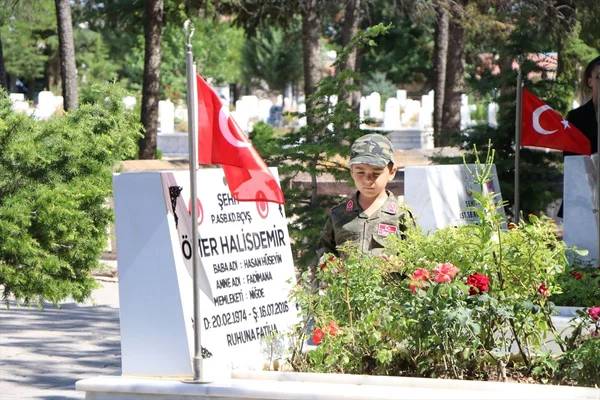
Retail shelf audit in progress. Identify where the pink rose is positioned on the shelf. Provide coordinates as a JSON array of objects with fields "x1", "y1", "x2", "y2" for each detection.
[
  {"x1": 408, "y1": 268, "x2": 430, "y2": 293},
  {"x1": 433, "y1": 262, "x2": 459, "y2": 283},
  {"x1": 588, "y1": 306, "x2": 600, "y2": 321},
  {"x1": 327, "y1": 320, "x2": 339, "y2": 336}
]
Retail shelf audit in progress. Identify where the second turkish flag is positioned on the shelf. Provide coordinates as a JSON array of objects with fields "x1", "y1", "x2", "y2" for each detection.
[{"x1": 521, "y1": 88, "x2": 591, "y2": 155}]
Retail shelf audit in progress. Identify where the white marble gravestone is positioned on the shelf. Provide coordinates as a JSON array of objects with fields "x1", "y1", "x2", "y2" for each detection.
[
  {"x1": 563, "y1": 154, "x2": 599, "y2": 263},
  {"x1": 367, "y1": 92, "x2": 382, "y2": 120},
  {"x1": 113, "y1": 169, "x2": 298, "y2": 379},
  {"x1": 159, "y1": 99, "x2": 175, "y2": 134},
  {"x1": 405, "y1": 164, "x2": 503, "y2": 233},
  {"x1": 383, "y1": 97, "x2": 401, "y2": 129}
]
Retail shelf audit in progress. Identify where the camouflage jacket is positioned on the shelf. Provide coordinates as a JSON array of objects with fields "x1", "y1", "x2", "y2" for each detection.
[{"x1": 317, "y1": 191, "x2": 413, "y2": 258}]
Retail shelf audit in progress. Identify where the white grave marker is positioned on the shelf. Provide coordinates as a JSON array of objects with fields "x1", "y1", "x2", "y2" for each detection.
[
  {"x1": 159, "y1": 99, "x2": 175, "y2": 134},
  {"x1": 563, "y1": 155, "x2": 599, "y2": 263},
  {"x1": 113, "y1": 168, "x2": 298, "y2": 378},
  {"x1": 405, "y1": 164, "x2": 503, "y2": 233},
  {"x1": 384, "y1": 97, "x2": 401, "y2": 129}
]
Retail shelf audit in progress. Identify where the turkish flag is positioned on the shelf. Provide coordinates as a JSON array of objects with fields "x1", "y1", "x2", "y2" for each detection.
[
  {"x1": 521, "y1": 88, "x2": 591, "y2": 155},
  {"x1": 196, "y1": 74, "x2": 285, "y2": 204}
]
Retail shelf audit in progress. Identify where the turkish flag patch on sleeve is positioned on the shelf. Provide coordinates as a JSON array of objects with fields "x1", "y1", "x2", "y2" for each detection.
[{"x1": 378, "y1": 223, "x2": 398, "y2": 236}]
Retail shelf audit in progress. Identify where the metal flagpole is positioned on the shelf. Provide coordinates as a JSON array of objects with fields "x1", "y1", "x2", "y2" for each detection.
[
  {"x1": 596, "y1": 75, "x2": 599, "y2": 267},
  {"x1": 184, "y1": 20, "x2": 206, "y2": 383},
  {"x1": 514, "y1": 68, "x2": 523, "y2": 224}
]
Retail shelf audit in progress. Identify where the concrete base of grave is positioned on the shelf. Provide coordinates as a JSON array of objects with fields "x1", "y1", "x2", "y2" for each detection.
[
  {"x1": 157, "y1": 132, "x2": 188, "y2": 158},
  {"x1": 76, "y1": 370, "x2": 599, "y2": 400}
]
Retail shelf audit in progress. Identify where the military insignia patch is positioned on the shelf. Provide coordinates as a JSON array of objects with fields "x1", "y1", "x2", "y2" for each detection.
[
  {"x1": 346, "y1": 200, "x2": 354, "y2": 212},
  {"x1": 384, "y1": 201, "x2": 397, "y2": 214},
  {"x1": 378, "y1": 223, "x2": 398, "y2": 236}
]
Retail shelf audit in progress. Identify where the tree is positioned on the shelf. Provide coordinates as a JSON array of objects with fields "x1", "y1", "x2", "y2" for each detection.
[
  {"x1": 0, "y1": 34, "x2": 7, "y2": 90},
  {"x1": 0, "y1": 84, "x2": 140, "y2": 304},
  {"x1": 55, "y1": 0, "x2": 78, "y2": 110},
  {"x1": 440, "y1": 0, "x2": 466, "y2": 140},
  {"x1": 432, "y1": 1, "x2": 449, "y2": 145},
  {"x1": 139, "y1": 0, "x2": 164, "y2": 159},
  {"x1": 241, "y1": 24, "x2": 302, "y2": 95}
]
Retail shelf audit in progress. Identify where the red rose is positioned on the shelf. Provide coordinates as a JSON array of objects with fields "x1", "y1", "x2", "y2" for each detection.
[
  {"x1": 588, "y1": 306, "x2": 600, "y2": 321},
  {"x1": 312, "y1": 327, "x2": 325, "y2": 345},
  {"x1": 537, "y1": 283, "x2": 549, "y2": 297},
  {"x1": 327, "y1": 320, "x2": 339, "y2": 336},
  {"x1": 570, "y1": 271, "x2": 583, "y2": 280},
  {"x1": 433, "y1": 262, "x2": 459, "y2": 283},
  {"x1": 466, "y1": 273, "x2": 490, "y2": 295}
]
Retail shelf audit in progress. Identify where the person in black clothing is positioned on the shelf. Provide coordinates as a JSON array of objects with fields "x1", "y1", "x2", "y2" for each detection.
[
  {"x1": 559, "y1": 56, "x2": 600, "y2": 218},
  {"x1": 566, "y1": 56, "x2": 600, "y2": 153}
]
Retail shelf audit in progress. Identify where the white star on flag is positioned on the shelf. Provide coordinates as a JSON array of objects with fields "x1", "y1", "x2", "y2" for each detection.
[{"x1": 561, "y1": 119, "x2": 570, "y2": 129}]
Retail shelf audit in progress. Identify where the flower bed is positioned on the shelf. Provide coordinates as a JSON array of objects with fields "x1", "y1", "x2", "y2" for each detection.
[{"x1": 289, "y1": 150, "x2": 600, "y2": 387}]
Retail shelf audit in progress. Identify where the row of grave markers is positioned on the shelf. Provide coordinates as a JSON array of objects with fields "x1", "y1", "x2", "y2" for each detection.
[{"x1": 8, "y1": 89, "x2": 499, "y2": 134}]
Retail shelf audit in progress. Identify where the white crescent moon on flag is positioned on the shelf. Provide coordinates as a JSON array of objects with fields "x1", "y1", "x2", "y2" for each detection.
[
  {"x1": 218, "y1": 106, "x2": 250, "y2": 148},
  {"x1": 532, "y1": 105, "x2": 558, "y2": 135}
]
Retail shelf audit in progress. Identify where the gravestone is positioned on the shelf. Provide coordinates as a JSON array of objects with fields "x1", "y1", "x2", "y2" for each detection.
[
  {"x1": 402, "y1": 99, "x2": 421, "y2": 128},
  {"x1": 563, "y1": 154, "x2": 599, "y2": 263},
  {"x1": 367, "y1": 92, "x2": 382, "y2": 120},
  {"x1": 396, "y1": 89, "x2": 407, "y2": 109},
  {"x1": 258, "y1": 99, "x2": 273, "y2": 123},
  {"x1": 418, "y1": 91, "x2": 433, "y2": 129},
  {"x1": 113, "y1": 169, "x2": 298, "y2": 379},
  {"x1": 405, "y1": 164, "x2": 503, "y2": 232},
  {"x1": 34, "y1": 91, "x2": 62, "y2": 119},
  {"x1": 488, "y1": 102, "x2": 498, "y2": 128},
  {"x1": 460, "y1": 94, "x2": 472, "y2": 129},
  {"x1": 123, "y1": 96, "x2": 136, "y2": 110},
  {"x1": 159, "y1": 99, "x2": 175, "y2": 134},
  {"x1": 359, "y1": 96, "x2": 368, "y2": 120},
  {"x1": 383, "y1": 98, "x2": 401, "y2": 129}
]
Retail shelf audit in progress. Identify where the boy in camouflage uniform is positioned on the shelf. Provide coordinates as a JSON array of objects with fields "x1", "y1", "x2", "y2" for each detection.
[{"x1": 317, "y1": 133, "x2": 413, "y2": 258}]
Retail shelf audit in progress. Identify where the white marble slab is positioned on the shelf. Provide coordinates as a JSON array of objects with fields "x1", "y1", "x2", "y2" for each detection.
[
  {"x1": 563, "y1": 155, "x2": 599, "y2": 263},
  {"x1": 76, "y1": 371, "x2": 600, "y2": 400}
]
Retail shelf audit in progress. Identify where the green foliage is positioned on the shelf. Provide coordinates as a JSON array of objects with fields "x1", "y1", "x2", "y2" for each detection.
[
  {"x1": 557, "y1": 339, "x2": 600, "y2": 386},
  {"x1": 268, "y1": 24, "x2": 390, "y2": 268},
  {"x1": 242, "y1": 23, "x2": 303, "y2": 93},
  {"x1": 288, "y1": 147, "x2": 600, "y2": 386},
  {"x1": 361, "y1": 71, "x2": 396, "y2": 105},
  {"x1": 0, "y1": 84, "x2": 141, "y2": 304},
  {"x1": 1, "y1": 0, "x2": 56, "y2": 88},
  {"x1": 550, "y1": 267, "x2": 600, "y2": 307},
  {"x1": 359, "y1": 13, "x2": 433, "y2": 89}
]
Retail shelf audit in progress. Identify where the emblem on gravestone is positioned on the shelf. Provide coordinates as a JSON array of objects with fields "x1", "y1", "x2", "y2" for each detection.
[{"x1": 169, "y1": 186, "x2": 183, "y2": 228}]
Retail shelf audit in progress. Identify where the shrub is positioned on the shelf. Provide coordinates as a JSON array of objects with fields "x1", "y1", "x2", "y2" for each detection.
[
  {"x1": 289, "y1": 147, "x2": 600, "y2": 386},
  {"x1": 0, "y1": 84, "x2": 140, "y2": 304}
]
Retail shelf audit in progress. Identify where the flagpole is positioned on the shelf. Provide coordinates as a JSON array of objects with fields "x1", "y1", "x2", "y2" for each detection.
[
  {"x1": 184, "y1": 20, "x2": 206, "y2": 383},
  {"x1": 596, "y1": 75, "x2": 599, "y2": 267},
  {"x1": 514, "y1": 67, "x2": 523, "y2": 224}
]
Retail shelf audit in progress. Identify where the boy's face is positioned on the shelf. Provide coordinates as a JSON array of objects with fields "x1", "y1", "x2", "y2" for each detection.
[{"x1": 350, "y1": 163, "x2": 396, "y2": 199}]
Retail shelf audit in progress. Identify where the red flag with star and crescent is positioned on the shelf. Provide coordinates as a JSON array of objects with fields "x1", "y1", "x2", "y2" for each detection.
[
  {"x1": 196, "y1": 74, "x2": 285, "y2": 204},
  {"x1": 521, "y1": 88, "x2": 591, "y2": 155}
]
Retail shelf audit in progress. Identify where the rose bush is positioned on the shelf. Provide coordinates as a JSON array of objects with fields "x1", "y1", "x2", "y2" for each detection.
[{"x1": 290, "y1": 147, "x2": 600, "y2": 386}]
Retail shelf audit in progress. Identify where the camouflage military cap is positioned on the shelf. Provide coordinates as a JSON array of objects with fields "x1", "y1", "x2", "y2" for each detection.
[{"x1": 349, "y1": 133, "x2": 395, "y2": 167}]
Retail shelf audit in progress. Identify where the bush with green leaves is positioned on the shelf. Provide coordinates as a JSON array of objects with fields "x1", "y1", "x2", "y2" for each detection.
[
  {"x1": 289, "y1": 147, "x2": 599, "y2": 386},
  {"x1": 0, "y1": 84, "x2": 140, "y2": 304},
  {"x1": 550, "y1": 266, "x2": 600, "y2": 307}
]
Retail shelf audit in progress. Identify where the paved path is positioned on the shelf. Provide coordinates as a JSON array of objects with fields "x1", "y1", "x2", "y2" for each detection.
[{"x1": 0, "y1": 279, "x2": 120, "y2": 399}]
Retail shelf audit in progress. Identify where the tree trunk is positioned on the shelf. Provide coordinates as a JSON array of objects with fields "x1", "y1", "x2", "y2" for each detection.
[
  {"x1": 300, "y1": 0, "x2": 321, "y2": 104},
  {"x1": 139, "y1": 0, "x2": 164, "y2": 160},
  {"x1": 338, "y1": 0, "x2": 362, "y2": 120},
  {"x1": 433, "y1": 2, "x2": 449, "y2": 147},
  {"x1": 441, "y1": 13, "x2": 465, "y2": 143},
  {"x1": 0, "y1": 34, "x2": 7, "y2": 90},
  {"x1": 55, "y1": 0, "x2": 78, "y2": 110}
]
